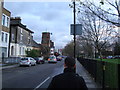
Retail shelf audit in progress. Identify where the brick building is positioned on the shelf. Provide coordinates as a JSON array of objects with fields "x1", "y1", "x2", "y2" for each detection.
[
  {"x1": 41, "y1": 32, "x2": 55, "y2": 56},
  {"x1": 41, "y1": 32, "x2": 50, "y2": 47}
]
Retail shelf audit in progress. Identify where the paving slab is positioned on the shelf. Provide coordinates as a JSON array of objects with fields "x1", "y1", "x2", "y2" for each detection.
[{"x1": 76, "y1": 60, "x2": 101, "y2": 89}]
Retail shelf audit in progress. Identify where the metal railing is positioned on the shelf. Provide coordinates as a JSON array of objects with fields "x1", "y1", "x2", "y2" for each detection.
[{"x1": 2, "y1": 57, "x2": 21, "y2": 64}]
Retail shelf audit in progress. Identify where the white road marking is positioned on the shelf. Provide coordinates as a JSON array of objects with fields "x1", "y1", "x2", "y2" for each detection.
[{"x1": 34, "y1": 77, "x2": 50, "y2": 90}]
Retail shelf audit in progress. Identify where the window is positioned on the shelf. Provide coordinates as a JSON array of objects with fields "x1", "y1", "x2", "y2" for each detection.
[
  {"x1": 20, "y1": 34, "x2": 23, "y2": 41},
  {"x1": 20, "y1": 28, "x2": 22, "y2": 34},
  {"x1": 28, "y1": 38, "x2": 30, "y2": 44},
  {"x1": 11, "y1": 46, "x2": 14, "y2": 56},
  {"x1": 1, "y1": 32, "x2": 4, "y2": 42},
  {"x1": 5, "y1": 33, "x2": 8, "y2": 42},
  {"x1": 23, "y1": 47, "x2": 24, "y2": 55},
  {"x1": 20, "y1": 47, "x2": 21, "y2": 55},
  {"x1": 12, "y1": 34, "x2": 15, "y2": 41},
  {"x1": 7, "y1": 17, "x2": 9, "y2": 27},
  {"x1": 2, "y1": 15, "x2": 5, "y2": 26}
]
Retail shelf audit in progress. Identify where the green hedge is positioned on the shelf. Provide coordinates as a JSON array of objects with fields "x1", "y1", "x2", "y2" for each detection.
[
  {"x1": 105, "y1": 62, "x2": 118, "y2": 88},
  {"x1": 96, "y1": 59, "x2": 120, "y2": 64},
  {"x1": 96, "y1": 60, "x2": 119, "y2": 88}
]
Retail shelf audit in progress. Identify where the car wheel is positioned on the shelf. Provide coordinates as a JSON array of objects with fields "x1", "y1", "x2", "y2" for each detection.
[
  {"x1": 34, "y1": 63, "x2": 36, "y2": 66},
  {"x1": 28, "y1": 64, "x2": 31, "y2": 67},
  {"x1": 19, "y1": 65, "x2": 22, "y2": 67}
]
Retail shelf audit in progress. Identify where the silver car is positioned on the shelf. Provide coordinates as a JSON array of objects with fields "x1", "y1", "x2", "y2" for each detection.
[
  {"x1": 48, "y1": 55, "x2": 57, "y2": 63},
  {"x1": 19, "y1": 57, "x2": 36, "y2": 67}
]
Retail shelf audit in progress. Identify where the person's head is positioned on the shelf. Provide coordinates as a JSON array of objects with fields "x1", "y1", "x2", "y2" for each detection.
[{"x1": 64, "y1": 56, "x2": 76, "y2": 68}]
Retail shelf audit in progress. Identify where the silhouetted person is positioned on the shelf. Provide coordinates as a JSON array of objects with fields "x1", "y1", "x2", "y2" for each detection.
[{"x1": 47, "y1": 56, "x2": 88, "y2": 89}]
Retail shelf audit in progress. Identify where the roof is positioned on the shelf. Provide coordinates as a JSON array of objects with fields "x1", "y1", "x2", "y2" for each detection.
[
  {"x1": 11, "y1": 23, "x2": 34, "y2": 33},
  {"x1": 32, "y1": 40, "x2": 40, "y2": 48},
  {"x1": 42, "y1": 32, "x2": 50, "y2": 34},
  {"x1": 10, "y1": 17, "x2": 34, "y2": 33}
]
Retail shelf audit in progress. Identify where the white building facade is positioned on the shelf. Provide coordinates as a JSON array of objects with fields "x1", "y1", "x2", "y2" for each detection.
[{"x1": 0, "y1": 6, "x2": 11, "y2": 60}]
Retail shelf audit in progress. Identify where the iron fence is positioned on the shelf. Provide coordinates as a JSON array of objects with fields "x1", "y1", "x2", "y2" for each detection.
[
  {"x1": 77, "y1": 57, "x2": 119, "y2": 89},
  {"x1": 2, "y1": 57, "x2": 21, "y2": 64}
]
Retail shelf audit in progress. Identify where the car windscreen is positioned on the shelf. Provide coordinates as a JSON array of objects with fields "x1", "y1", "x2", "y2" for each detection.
[
  {"x1": 34, "y1": 58, "x2": 39, "y2": 60},
  {"x1": 49, "y1": 57, "x2": 55, "y2": 59}
]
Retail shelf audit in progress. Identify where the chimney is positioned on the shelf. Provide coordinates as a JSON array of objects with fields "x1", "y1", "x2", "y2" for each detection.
[
  {"x1": 10, "y1": 17, "x2": 21, "y2": 23},
  {"x1": 1, "y1": 0, "x2": 4, "y2": 7}
]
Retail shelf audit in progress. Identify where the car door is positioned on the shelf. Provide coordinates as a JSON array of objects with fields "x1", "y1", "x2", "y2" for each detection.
[
  {"x1": 30, "y1": 58, "x2": 34, "y2": 65},
  {"x1": 31, "y1": 58, "x2": 36, "y2": 64},
  {"x1": 32, "y1": 58, "x2": 36, "y2": 64}
]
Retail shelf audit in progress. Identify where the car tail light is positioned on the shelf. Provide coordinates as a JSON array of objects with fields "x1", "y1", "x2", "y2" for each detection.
[
  {"x1": 48, "y1": 59, "x2": 50, "y2": 61},
  {"x1": 54, "y1": 59, "x2": 56, "y2": 61}
]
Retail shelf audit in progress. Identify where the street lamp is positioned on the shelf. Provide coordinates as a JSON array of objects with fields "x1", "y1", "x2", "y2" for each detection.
[
  {"x1": 69, "y1": 0, "x2": 76, "y2": 59},
  {"x1": 70, "y1": 0, "x2": 82, "y2": 59},
  {"x1": 73, "y1": 0, "x2": 76, "y2": 59}
]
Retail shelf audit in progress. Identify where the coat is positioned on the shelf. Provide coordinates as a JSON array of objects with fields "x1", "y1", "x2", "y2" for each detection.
[{"x1": 47, "y1": 68, "x2": 88, "y2": 89}]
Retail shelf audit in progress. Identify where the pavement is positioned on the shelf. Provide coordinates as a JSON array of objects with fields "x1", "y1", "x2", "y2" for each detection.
[
  {"x1": 0, "y1": 64, "x2": 19, "y2": 70},
  {"x1": 76, "y1": 60, "x2": 101, "y2": 89},
  {"x1": 1, "y1": 60, "x2": 101, "y2": 89}
]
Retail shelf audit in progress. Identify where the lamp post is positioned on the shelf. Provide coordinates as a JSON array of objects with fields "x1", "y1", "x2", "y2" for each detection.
[{"x1": 73, "y1": 0, "x2": 76, "y2": 59}]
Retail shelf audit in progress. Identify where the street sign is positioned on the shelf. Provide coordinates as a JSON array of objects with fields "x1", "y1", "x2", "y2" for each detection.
[{"x1": 70, "y1": 24, "x2": 82, "y2": 35}]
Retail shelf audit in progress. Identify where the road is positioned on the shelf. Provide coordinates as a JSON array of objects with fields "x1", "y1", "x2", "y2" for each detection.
[
  {"x1": 2, "y1": 60, "x2": 64, "y2": 89},
  {"x1": 2, "y1": 59, "x2": 99, "y2": 89}
]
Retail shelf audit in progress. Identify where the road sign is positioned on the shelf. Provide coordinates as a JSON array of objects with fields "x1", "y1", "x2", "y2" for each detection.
[{"x1": 70, "y1": 24, "x2": 82, "y2": 35}]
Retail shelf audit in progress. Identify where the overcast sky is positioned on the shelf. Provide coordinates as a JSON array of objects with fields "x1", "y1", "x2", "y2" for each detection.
[{"x1": 4, "y1": 2, "x2": 73, "y2": 49}]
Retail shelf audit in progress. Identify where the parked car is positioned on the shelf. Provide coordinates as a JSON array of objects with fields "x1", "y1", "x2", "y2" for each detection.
[
  {"x1": 107, "y1": 56, "x2": 113, "y2": 59},
  {"x1": 19, "y1": 57, "x2": 36, "y2": 67},
  {"x1": 113, "y1": 55, "x2": 120, "y2": 59},
  {"x1": 56, "y1": 56, "x2": 62, "y2": 61},
  {"x1": 48, "y1": 55, "x2": 57, "y2": 63},
  {"x1": 34, "y1": 57, "x2": 45, "y2": 64}
]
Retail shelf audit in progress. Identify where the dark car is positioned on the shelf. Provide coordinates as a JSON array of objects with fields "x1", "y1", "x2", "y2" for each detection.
[
  {"x1": 34, "y1": 57, "x2": 45, "y2": 64},
  {"x1": 113, "y1": 56, "x2": 120, "y2": 59}
]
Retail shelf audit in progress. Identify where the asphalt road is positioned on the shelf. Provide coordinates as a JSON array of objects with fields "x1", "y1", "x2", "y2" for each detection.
[{"x1": 2, "y1": 60, "x2": 64, "y2": 89}]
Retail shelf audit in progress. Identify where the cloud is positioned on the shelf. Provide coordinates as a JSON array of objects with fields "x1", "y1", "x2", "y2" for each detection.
[{"x1": 4, "y1": 2, "x2": 73, "y2": 49}]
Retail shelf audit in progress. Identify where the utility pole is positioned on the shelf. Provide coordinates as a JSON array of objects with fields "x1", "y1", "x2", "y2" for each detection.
[{"x1": 73, "y1": 0, "x2": 76, "y2": 59}]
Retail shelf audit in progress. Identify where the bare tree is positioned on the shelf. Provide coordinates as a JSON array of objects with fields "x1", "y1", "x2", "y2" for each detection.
[
  {"x1": 76, "y1": 37, "x2": 94, "y2": 58},
  {"x1": 62, "y1": 41, "x2": 74, "y2": 57},
  {"x1": 77, "y1": 6, "x2": 117, "y2": 58},
  {"x1": 78, "y1": 0, "x2": 120, "y2": 27}
]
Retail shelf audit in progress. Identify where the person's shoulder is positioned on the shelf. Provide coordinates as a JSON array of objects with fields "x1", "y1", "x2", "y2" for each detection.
[
  {"x1": 75, "y1": 74, "x2": 85, "y2": 80},
  {"x1": 53, "y1": 73, "x2": 64, "y2": 79}
]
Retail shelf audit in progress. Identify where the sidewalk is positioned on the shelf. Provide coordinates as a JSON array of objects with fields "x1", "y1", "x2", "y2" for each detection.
[
  {"x1": 76, "y1": 60, "x2": 101, "y2": 89},
  {"x1": 0, "y1": 64, "x2": 19, "y2": 70}
]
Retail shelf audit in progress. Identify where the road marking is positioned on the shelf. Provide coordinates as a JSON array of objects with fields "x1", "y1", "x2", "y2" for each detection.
[{"x1": 34, "y1": 77, "x2": 50, "y2": 90}]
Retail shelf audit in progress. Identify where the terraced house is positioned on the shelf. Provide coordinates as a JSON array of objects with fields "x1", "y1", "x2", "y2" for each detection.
[
  {"x1": 9, "y1": 17, "x2": 34, "y2": 57},
  {"x1": 0, "y1": 1, "x2": 2, "y2": 62},
  {"x1": 0, "y1": 1, "x2": 11, "y2": 62}
]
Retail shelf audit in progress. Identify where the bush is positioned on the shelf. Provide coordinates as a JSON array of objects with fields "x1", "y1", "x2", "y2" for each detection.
[{"x1": 26, "y1": 49, "x2": 41, "y2": 58}]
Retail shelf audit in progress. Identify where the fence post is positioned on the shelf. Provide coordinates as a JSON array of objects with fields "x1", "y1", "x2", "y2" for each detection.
[{"x1": 118, "y1": 64, "x2": 120, "y2": 90}]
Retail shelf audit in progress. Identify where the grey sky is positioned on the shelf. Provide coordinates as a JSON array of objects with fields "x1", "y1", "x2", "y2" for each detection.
[{"x1": 4, "y1": 2, "x2": 73, "y2": 49}]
